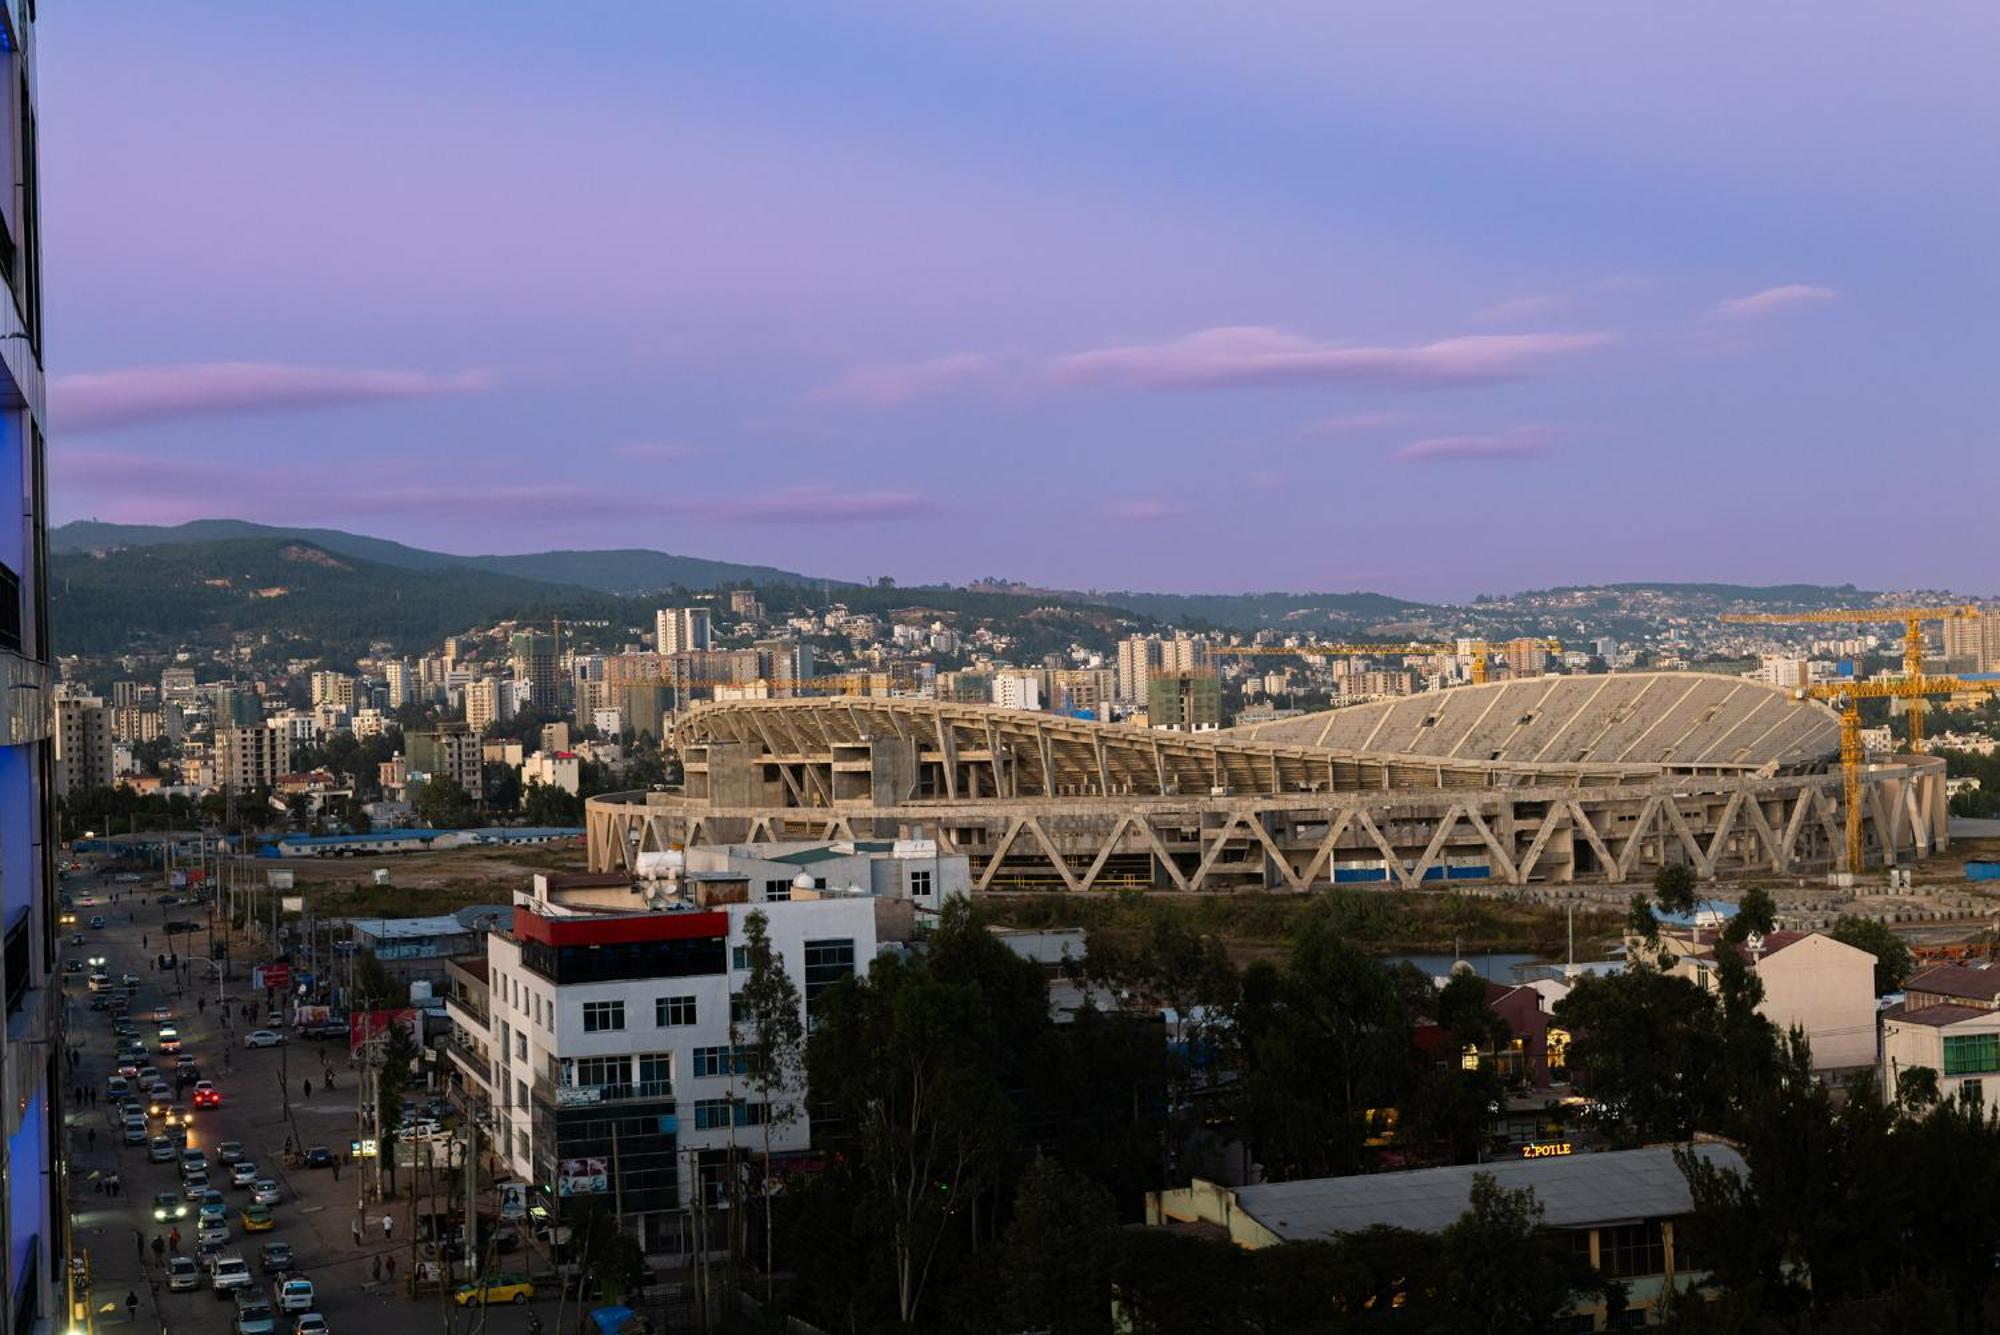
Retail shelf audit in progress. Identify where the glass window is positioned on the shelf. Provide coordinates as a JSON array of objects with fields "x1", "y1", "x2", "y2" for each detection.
[
  {"x1": 693, "y1": 1098, "x2": 732, "y2": 1130},
  {"x1": 1944, "y1": 1033, "x2": 2000, "y2": 1077},
  {"x1": 731, "y1": 992, "x2": 749, "y2": 1026},
  {"x1": 514, "y1": 1032, "x2": 526, "y2": 1061},
  {"x1": 574, "y1": 1056, "x2": 625, "y2": 1087},
  {"x1": 803, "y1": 939, "x2": 856, "y2": 1005},
  {"x1": 1965, "y1": 1078, "x2": 1986, "y2": 1107},
  {"x1": 692, "y1": 1046, "x2": 729, "y2": 1079},
  {"x1": 763, "y1": 879, "x2": 791, "y2": 903},
  {"x1": 582, "y1": 1000, "x2": 625, "y2": 1033},
  {"x1": 909, "y1": 870, "x2": 932, "y2": 899},
  {"x1": 731, "y1": 945, "x2": 751, "y2": 971},
  {"x1": 1597, "y1": 1221, "x2": 1666, "y2": 1280},
  {"x1": 515, "y1": 1079, "x2": 528, "y2": 1112},
  {"x1": 734, "y1": 1101, "x2": 766, "y2": 1128},
  {"x1": 656, "y1": 995, "x2": 696, "y2": 1027},
  {"x1": 637, "y1": 1053, "x2": 672, "y2": 1091}
]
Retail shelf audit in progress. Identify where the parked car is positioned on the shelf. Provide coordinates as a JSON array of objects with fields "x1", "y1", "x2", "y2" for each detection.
[
  {"x1": 303, "y1": 1146, "x2": 334, "y2": 1169},
  {"x1": 122, "y1": 1116, "x2": 148, "y2": 1145},
  {"x1": 148, "y1": 1137, "x2": 177, "y2": 1163},
  {"x1": 242, "y1": 1031, "x2": 283, "y2": 1049},
  {"x1": 292, "y1": 1314, "x2": 327, "y2": 1335}
]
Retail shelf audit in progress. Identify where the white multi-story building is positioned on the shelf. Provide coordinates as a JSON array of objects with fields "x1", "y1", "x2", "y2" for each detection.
[
  {"x1": 991, "y1": 671, "x2": 1042, "y2": 712},
  {"x1": 443, "y1": 869, "x2": 900, "y2": 1254},
  {"x1": 655, "y1": 607, "x2": 713, "y2": 656},
  {"x1": 522, "y1": 750, "x2": 581, "y2": 796},
  {"x1": 384, "y1": 659, "x2": 418, "y2": 710}
]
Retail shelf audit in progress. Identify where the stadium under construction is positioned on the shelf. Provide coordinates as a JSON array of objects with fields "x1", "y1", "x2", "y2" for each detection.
[{"x1": 584, "y1": 672, "x2": 1950, "y2": 893}]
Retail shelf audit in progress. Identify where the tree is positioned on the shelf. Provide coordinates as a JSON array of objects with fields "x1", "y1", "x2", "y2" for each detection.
[
  {"x1": 1895, "y1": 1065, "x2": 1940, "y2": 1113},
  {"x1": 521, "y1": 780, "x2": 583, "y2": 826},
  {"x1": 731, "y1": 910, "x2": 805, "y2": 1301},
  {"x1": 564, "y1": 1200, "x2": 648, "y2": 1301},
  {"x1": 374, "y1": 1018, "x2": 420, "y2": 1196},
  {"x1": 412, "y1": 775, "x2": 474, "y2": 829},
  {"x1": 1830, "y1": 915, "x2": 1916, "y2": 995},
  {"x1": 947, "y1": 1158, "x2": 1121, "y2": 1335},
  {"x1": 1653, "y1": 862, "x2": 1701, "y2": 917},
  {"x1": 1434, "y1": 1175, "x2": 1600, "y2": 1334},
  {"x1": 1726, "y1": 886, "x2": 1777, "y2": 943},
  {"x1": 481, "y1": 762, "x2": 522, "y2": 813},
  {"x1": 1554, "y1": 968, "x2": 1721, "y2": 1145},
  {"x1": 806, "y1": 954, "x2": 1009, "y2": 1328}
]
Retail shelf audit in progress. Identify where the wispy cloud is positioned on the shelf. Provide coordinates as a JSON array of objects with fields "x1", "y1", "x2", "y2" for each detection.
[
  {"x1": 700, "y1": 485, "x2": 929, "y2": 523},
  {"x1": 1469, "y1": 295, "x2": 1568, "y2": 324},
  {"x1": 808, "y1": 354, "x2": 1001, "y2": 407},
  {"x1": 53, "y1": 362, "x2": 496, "y2": 434},
  {"x1": 1101, "y1": 499, "x2": 1186, "y2": 521},
  {"x1": 1396, "y1": 426, "x2": 1558, "y2": 463},
  {"x1": 1300, "y1": 410, "x2": 1411, "y2": 437},
  {"x1": 1714, "y1": 284, "x2": 1837, "y2": 320},
  {"x1": 1049, "y1": 326, "x2": 1611, "y2": 391}
]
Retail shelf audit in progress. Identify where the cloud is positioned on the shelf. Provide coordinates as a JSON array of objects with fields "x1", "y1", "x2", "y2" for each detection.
[
  {"x1": 1300, "y1": 410, "x2": 1411, "y2": 437},
  {"x1": 808, "y1": 354, "x2": 1001, "y2": 408},
  {"x1": 1049, "y1": 326, "x2": 1611, "y2": 391},
  {"x1": 1469, "y1": 295, "x2": 1568, "y2": 323},
  {"x1": 1101, "y1": 499, "x2": 1186, "y2": 521},
  {"x1": 53, "y1": 362, "x2": 495, "y2": 434},
  {"x1": 1396, "y1": 426, "x2": 1558, "y2": 463},
  {"x1": 1714, "y1": 284, "x2": 1837, "y2": 320},
  {"x1": 699, "y1": 486, "x2": 928, "y2": 523}
]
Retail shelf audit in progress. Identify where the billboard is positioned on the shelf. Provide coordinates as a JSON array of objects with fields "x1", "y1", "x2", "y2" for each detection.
[
  {"x1": 557, "y1": 1158, "x2": 608, "y2": 1196},
  {"x1": 349, "y1": 1008, "x2": 418, "y2": 1055},
  {"x1": 268, "y1": 871, "x2": 295, "y2": 891}
]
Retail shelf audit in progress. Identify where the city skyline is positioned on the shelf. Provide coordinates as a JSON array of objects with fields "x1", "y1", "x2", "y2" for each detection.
[{"x1": 43, "y1": 4, "x2": 2000, "y2": 600}]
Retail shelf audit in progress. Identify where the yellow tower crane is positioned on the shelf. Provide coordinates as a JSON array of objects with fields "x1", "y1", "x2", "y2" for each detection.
[
  {"x1": 1211, "y1": 638, "x2": 1562, "y2": 686},
  {"x1": 1720, "y1": 605, "x2": 1982, "y2": 750},
  {"x1": 1794, "y1": 674, "x2": 2000, "y2": 872}
]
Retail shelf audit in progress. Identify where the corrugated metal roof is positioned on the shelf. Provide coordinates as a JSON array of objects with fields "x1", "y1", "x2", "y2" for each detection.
[
  {"x1": 1232, "y1": 1143, "x2": 1743, "y2": 1239},
  {"x1": 1887, "y1": 1003, "x2": 1991, "y2": 1028}
]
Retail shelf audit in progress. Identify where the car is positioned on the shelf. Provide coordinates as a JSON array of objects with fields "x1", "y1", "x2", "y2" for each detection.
[
  {"x1": 235, "y1": 1298, "x2": 277, "y2": 1335},
  {"x1": 198, "y1": 1219, "x2": 230, "y2": 1248},
  {"x1": 149, "y1": 1005, "x2": 173, "y2": 1022},
  {"x1": 196, "y1": 1237, "x2": 227, "y2": 1272},
  {"x1": 123, "y1": 1116, "x2": 148, "y2": 1145},
  {"x1": 158, "y1": 1027, "x2": 182, "y2": 1053},
  {"x1": 241, "y1": 1203, "x2": 275, "y2": 1232},
  {"x1": 116, "y1": 1019, "x2": 140, "y2": 1037},
  {"x1": 454, "y1": 1275, "x2": 536, "y2": 1307},
  {"x1": 147, "y1": 1093, "x2": 171, "y2": 1118},
  {"x1": 87, "y1": 954, "x2": 107, "y2": 968},
  {"x1": 164, "y1": 1105, "x2": 191, "y2": 1128},
  {"x1": 105, "y1": 1075, "x2": 130, "y2": 1099},
  {"x1": 87, "y1": 972, "x2": 109, "y2": 991},
  {"x1": 257, "y1": 1242, "x2": 293, "y2": 1274},
  {"x1": 175, "y1": 1052, "x2": 198, "y2": 1067},
  {"x1": 165, "y1": 1123, "x2": 190, "y2": 1147},
  {"x1": 486, "y1": 1224, "x2": 521, "y2": 1253},
  {"x1": 181, "y1": 1180, "x2": 210, "y2": 1208},
  {"x1": 216, "y1": 1140, "x2": 245, "y2": 1164},
  {"x1": 303, "y1": 1146, "x2": 334, "y2": 1169},
  {"x1": 251, "y1": 1180, "x2": 282, "y2": 1207},
  {"x1": 86, "y1": 994, "x2": 110, "y2": 1011},
  {"x1": 266, "y1": 1011, "x2": 283, "y2": 1027},
  {"x1": 88, "y1": 916, "x2": 105, "y2": 929},
  {"x1": 115, "y1": 1059, "x2": 140, "y2": 1079},
  {"x1": 58, "y1": 911, "x2": 76, "y2": 926},
  {"x1": 61, "y1": 959, "x2": 81, "y2": 974},
  {"x1": 167, "y1": 1256, "x2": 203, "y2": 1292},
  {"x1": 292, "y1": 1314, "x2": 327, "y2": 1335},
  {"x1": 231, "y1": 1162, "x2": 258, "y2": 1188},
  {"x1": 121, "y1": 973, "x2": 142, "y2": 988},
  {"x1": 243, "y1": 1031, "x2": 283, "y2": 1049},
  {"x1": 148, "y1": 1137, "x2": 177, "y2": 1163},
  {"x1": 198, "y1": 1202, "x2": 228, "y2": 1227},
  {"x1": 152, "y1": 1191, "x2": 189, "y2": 1222},
  {"x1": 180, "y1": 1147, "x2": 208, "y2": 1173},
  {"x1": 194, "y1": 1083, "x2": 222, "y2": 1108},
  {"x1": 275, "y1": 1279, "x2": 313, "y2": 1313}
]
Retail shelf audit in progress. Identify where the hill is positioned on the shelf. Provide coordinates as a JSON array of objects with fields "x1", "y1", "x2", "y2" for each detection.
[
  {"x1": 49, "y1": 537, "x2": 631, "y2": 656},
  {"x1": 49, "y1": 519, "x2": 834, "y2": 595}
]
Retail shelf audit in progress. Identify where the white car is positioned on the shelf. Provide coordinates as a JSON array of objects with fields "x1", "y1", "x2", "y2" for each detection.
[
  {"x1": 292, "y1": 1315, "x2": 328, "y2": 1335},
  {"x1": 276, "y1": 1280, "x2": 314, "y2": 1313},
  {"x1": 231, "y1": 1162, "x2": 259, "y2": 1188},
  {"x1": 212, "y1": 1256, "x2": 253, "y2": 1295},
  {"x1": 251, "y1": 1180, "x2": 282, "y2": 1206},
  {"x1": 242, "y1": 1030, "x2": 284, "y2": 1049}
]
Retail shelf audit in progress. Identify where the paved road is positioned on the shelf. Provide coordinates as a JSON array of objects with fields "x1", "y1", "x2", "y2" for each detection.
[{"x1": 60, "y1": 865, "x2": 544, "y2": 1335}]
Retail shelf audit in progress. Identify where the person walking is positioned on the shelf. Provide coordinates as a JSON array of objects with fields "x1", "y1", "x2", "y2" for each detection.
[
  {"x1": 384, "y1": 1255, "x2": 395, "y2": 1282},
  {"x1": 124, "y1": 1291, "x2": 138, "y2": 1324},
  {"x1": 381, "y1": 1215, "x2": 393, "y2": 1240},
  {"x1": 167, "y1": 1227, "x2": 179, "y2": 1254},
  {"x1": 133, "y1": 1229, "x2": 144, "y2": 1261},
  {"x1": 87, "y1": 1126, "x2": 95, "y2": 1151},
  {"x1": 371, "y1": 1255, "x2": 381, "y2": 1284},
  {"x1": 303, "y1": 1079, "x2": 312, "y2": 1099},
  {"x1": 150, "y1": 1236, "x2": 164, "y2": 1263},
  {"x1": 351, "y1": 1219, "x2": 362, "y2": 1247}
]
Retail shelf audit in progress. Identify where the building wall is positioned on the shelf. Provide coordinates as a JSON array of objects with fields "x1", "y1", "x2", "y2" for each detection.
[
  {"x1": 1883, "y1": 1011, "x2": 2000, "y2": 1106},
  {"x1": 1752, "y1": 935, "x2": 1879, "y2": 1071}
]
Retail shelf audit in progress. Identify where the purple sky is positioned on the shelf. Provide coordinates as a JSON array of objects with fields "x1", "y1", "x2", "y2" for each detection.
[{"x1": 39, "y1": 4, "x2": 2000, "y2": 600}]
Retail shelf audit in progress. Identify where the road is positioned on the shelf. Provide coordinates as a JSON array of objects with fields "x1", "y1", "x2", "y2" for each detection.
[{"x1": 60, "y1": 864, "x2": 545, "y2": 1335}]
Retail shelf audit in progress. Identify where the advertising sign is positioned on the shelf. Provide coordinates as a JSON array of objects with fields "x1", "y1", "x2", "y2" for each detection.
[
  {"x1": 497, "y1": 1182, "x2": 528, "y2": 1220},
  {"x1": 281, "y1": 896, "x2": 305, "y2": 912},
  {"x1": 268, "y1": 871, "x2": 295, "y2": 891},
  {"x1": 349, "y1": 1008, "x2": 418, "y2": 1054},
  {"x1": 557, "y1": 1157, "x2": 608, "y2": 1196},
  {"x1": 254, "y1": 963, "x2": 292, "y2": 992}
]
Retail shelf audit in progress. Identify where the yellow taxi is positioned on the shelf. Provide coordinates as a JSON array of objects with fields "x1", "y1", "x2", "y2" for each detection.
[
  {"x1": 454, "y1": 1275, "x2": 535, "y2": 1307},
  {"x1": 241, "y1": 1204, "x2": 276, "y2": 1232}
]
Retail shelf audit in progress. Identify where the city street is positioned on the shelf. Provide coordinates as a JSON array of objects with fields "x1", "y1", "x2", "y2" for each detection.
[{"x1": 59, "y1": 864, "x2": 544, "y2": 1335}]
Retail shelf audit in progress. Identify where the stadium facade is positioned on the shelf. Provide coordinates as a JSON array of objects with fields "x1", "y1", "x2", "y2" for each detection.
[{"x1": 586, "y1": 673, "x2": 1948, "y2": 892}]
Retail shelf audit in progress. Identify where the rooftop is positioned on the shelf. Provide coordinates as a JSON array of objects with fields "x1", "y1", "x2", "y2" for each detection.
[
  {"x1": 347, "y1": 915, "x2": 478, "y2": 940},
  {"x1": 1229, "y1": 1143, "x2": 1744, "y2": 1239},
  {"x1": 1883, "y1": 1002, "x2": 1993, "y2": 1028},
  {"x1": 1906, "y1": 964, "x2": 2000, "y2": 1003}
]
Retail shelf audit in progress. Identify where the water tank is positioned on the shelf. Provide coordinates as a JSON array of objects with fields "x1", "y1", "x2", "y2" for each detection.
[{"x1": 409, "y1": 979, "x2": 434, "y2": 1005}]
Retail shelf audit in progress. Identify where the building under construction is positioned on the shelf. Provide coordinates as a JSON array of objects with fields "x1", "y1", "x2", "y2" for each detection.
[{"x1": 583, "y1": 672, "x2": 1950, "y2": 893}]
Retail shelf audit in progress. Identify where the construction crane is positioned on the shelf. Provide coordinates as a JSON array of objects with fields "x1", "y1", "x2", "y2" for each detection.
[
  {"x1": 1720, "y1": 605, "x2": 1983, "y2": 749},
  {"x1": 664, "y1": 673, "x2": 915, "y2": 697},
  {"x1": 1211, "y1": 638, "x2": 1562, "y2": 686},
  {"x1": 1794, "y1": 673, "x2": 2000, "y2": 873}
]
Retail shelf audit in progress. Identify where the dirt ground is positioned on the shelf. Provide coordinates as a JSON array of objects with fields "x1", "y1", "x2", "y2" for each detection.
[{"x1": 250, "y1": 840, "x2": 589, "y2": 917}]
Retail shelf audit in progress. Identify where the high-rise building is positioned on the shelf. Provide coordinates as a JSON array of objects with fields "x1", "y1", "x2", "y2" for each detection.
[
  {"x1": 0, "y1": 30, "x2": 56, "y2": 1311},
  {"x1": 655, "y1": 607, "x2": 713, "y2": 656},
  {"x1": 109, "y1": 679, "x2": 140, "y2": 708},
  {"x1": 161, "y1": 666, "x2": 198, "y2": 702},
  {"x1": 1944, "y1": 613, "x2": 2000, "y2": 673},
  {"x1": 465, "y1": 678, "x2": 503, "y2": 734},
  {"x1": 408, "y1": 723, "x2": 485, "y2": 802},
  {"x1": 1503, "y1": 637, "x2": 1550, "y2": 678},
  {"x1": 218, "y1": 724, "x2": 291, "y2": 793},
  {"x1": 309, "y1": 671, "x2": 355, "y2": 711},
  {"x1": 728, "y1": 589, "x2": 763, "y2": 618},
  {"x1": 384, "y1": 659, "x2": 417, "y2": 710},
  {"x1": 1117, "y1": 636, "x2": 1163, "y2": 703},
  {"x1": 55, "y1": 697, "x2": 114, "y2": 797},
  {"x1": 1148, "y1": 671, "x2": 1222, "y2": 732},
  {"x1": 991, "y1": 671, "x2": 1043, "y2": 712},
  {"x1": 509, "y1": 631, "x2": 559, "y2": 712}
]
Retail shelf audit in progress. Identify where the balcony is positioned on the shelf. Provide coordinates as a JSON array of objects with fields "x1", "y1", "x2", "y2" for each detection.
[
  {"x1": 440, "y1": 1033, "x2": 492, "y2": 1089},
  {"x1": 443, "y1": 991, "x2": 488, "y2": 1032},
  {"x1": 532, "y1": 1071, "x2": 675, "y2": 1109}
]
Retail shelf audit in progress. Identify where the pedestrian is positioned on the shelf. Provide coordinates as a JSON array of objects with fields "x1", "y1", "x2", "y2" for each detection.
[
  {"x1": 141, "y1": 935, "x2": 147, "y2": 949},
  {"x1": 351, "y1": 1219, "x2": 361, "y2": 1247},
  {"x1": 150, "y1": 1236, "x2": 163, "y2": 1262},
  {"x1": 303, "y1": 1079, "x2": 312, "y2": 1098},
  {"x1": 198, "y1": 997, "x2": 206, "y2": 1014},
  {"x1": 125, "y1": 1291, "x2": 138, "y2": 1323},
  {"x1": 385, "y1": 1255, "x2": 395, "y2": 1281},
  {"x1": 167, "y1": 1227, "x2": 179, "y2": 1253},
  {"x1": 331, "y1": 1157, "x2": 340, "y2": 1182},
  {"x1": 371, "y1": 1255, "x2": 381, "y2": 1284},
  {"x1": 87, "y1": 1127, "x2": 95, "y2": 1151},
  {"x1": 382, "y1": 1214, "x2": 393, "y2": 1240},
  {"x1": 133, "y1": 1229, "x2": 144, "y2": 1260}
]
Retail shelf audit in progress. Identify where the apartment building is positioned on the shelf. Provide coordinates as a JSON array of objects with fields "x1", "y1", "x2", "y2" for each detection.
[
  {"x1": 54, "y1": 695, "x2": 113, "y2": 797},
  {"x1": 510, "y1": 631, "x2": 559, "y2": 711},
  {"x1": 655, "y1": 607, "x2": 714, "y2": 656},
  {"x1": 408, "y1": 723, "x2": 485, "y2": 802},
  {"x1": 216, "y1": 723, "x2": 290, "y2": 793},
  {"x1": 1884, "y1": 965, "x2": 2000, "y2": 1107},
  {"x1": 309, "y1": 671, "x2": 355, "y2": 712},
  {"x1": 1148, "y1": 670, "x2": 1222, "y2": 732},
  {"x1": 465, "y1": 678, "x2": 503, "y2": 734},
  {"x1": 447, "y1": 871, "x2": 891, "y2": 1254}
]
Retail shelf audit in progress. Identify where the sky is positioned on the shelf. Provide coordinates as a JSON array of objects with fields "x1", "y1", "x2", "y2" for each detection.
[{"x1": 37, "y1": 3, "x2": 2000, "y2": 601}]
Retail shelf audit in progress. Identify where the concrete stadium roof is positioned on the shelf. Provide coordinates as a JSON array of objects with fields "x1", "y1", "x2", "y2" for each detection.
[{"x1": 1220, "y1": 672, "x2": 1839, "y2": 771}]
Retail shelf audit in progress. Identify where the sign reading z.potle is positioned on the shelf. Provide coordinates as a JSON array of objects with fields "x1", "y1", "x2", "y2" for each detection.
[{"x1": 1520, "y1": 1142, "x2": 1573, "y2": 1159}]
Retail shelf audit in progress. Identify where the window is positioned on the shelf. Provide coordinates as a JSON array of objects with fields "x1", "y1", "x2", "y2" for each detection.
[
  {"x1": 1596, "y1": 1221, "x2": 1666, "y2": 1280},
  {"x1": 693, "y1": 1099, "x2": 732, "y2": 1130},
  {"x1": 909, "y1": 869, "x2": 932, "y2": 900},
  {"x1": 692, "y1": 1046, "x2": 735, "y2": 1079},
  {"x1": 804, "y1": 939, "x2": 856, "y2": 1004},
  {"x1": 1944, "y1": 1033, "x2": 2000, "y2": 1077},
  {"x1": 656, "y1": 995, "x2": 697, "y2": 1027},
  {"x1": 731, "y1": 992, "x2": 749, "y2": 1026},
  {"x1": 533, "y1": 994, "x2": 542, "y2": 1026},
  {"x1": 731, "y1": 945, "x2": 751, "y2": 971},
  {"x1": 734, "y1": 1101, "x2": 766, "y2": 1128},
  {"x1": 637, "y1": 1053, "x2": 672, "y2": 1090},
  {"x1": 1966, "y1": 1078, "x2": 1986, "y2": 1108},
  {"x1": 574, "y1": 1056, "x2": 625, "y2": 1087},
  {"x1": 582, "y1": 1000, "x2": 625, "y2": 1033},
  {"x1": 763, "y1": 878, "x2": 791, "y2": 903},
  {"x1": 514, "y1": 1032, "x2": 526, "y2": 1061},
  {"x1": 515, "y1": 1079, "x2": 528, "y2": 1112}
]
